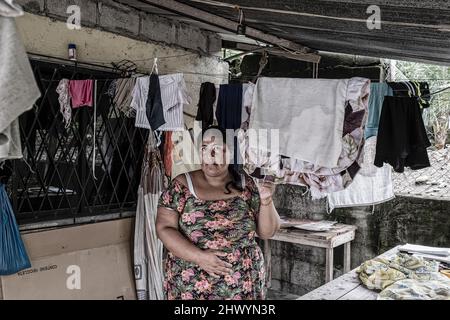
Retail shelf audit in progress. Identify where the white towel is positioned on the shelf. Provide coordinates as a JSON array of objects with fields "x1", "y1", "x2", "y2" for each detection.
[
  {"x1": 327, "y1": 137, "x2": 395, "y2": 212},
  {"x1": 250, "y1": 77, "x2": 356, "y2": 168}
]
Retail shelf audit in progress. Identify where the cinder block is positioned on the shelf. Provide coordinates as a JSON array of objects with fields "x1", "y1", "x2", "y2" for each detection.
[
  {"x1": 97, "y1": 1, "x2": 139, "y2": 36},
  {"x1": 15, "y1": 0, "x2": 44, "y2": 13},
  {"x1": 46, "y1": 0, "x2": 97, "y2": 27}
]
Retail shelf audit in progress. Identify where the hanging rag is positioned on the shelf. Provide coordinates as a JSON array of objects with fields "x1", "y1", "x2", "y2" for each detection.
[
  {"x1": 0, "y1": 119, "x2": 22, "y2": 162},
  {"x1": 0, "y1": 183, "x2": 31, "y2": 275},
  {"x1": 196, "y1": 82, "x2": 216, "y2": 130},
  {"x1": 69, "y1": 79, "x2": 93, "y2": 108},
  {"x1": 249, "y1": 77, "x2": 369, "y2": 168},
  {"x1": 241, "y1": 82, "x2": 255, "y2": 130},
  {"x1": 113, "y1": 78, "x2": 137, "y2": 117},
  {"x1": 365, "y1": 83, "x2": 393, "y2": 139},
  {"x1": 216, "y1": 84, "x2": 243, "y2": 130},
  {"x1": 216, "y1": 84, "x2": 243, "y2": 170},
  {"x1": 0, "y1": 16, "x2": 41, "y2": 162},
  {"x1": 0, "y1": 0, "x2": 23, "y2": 17},
  {"x1": 374, "y1": 96, "x2": 431, "y2": 173},
  {"x1": 133, "y1": 133, "x2": 165, "y2": 300},
  {"x1": 163, "y1": 131, "x2": 173, "y2": 178},
  {"x1": 56, "y1": 79, "x2": 71, "y2": 127},
  {"x1": 240, "y1": 77, "x2": 370, "y2": 199},
  {"x1": 327, "y1": 137, "x2": 395, "y2": 212}
]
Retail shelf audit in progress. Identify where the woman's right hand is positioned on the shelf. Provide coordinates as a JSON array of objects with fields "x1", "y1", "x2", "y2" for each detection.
[{"x1": 195, "y1": 249, "x2": 233, "y2": 278}]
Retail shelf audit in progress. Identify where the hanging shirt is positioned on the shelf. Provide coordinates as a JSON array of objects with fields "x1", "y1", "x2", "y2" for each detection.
[
  {"x1": 0, "y1": 16, "x2": 41, "y2": 161},
  {"x1": 132, "y1": 74, "x2": 191, "y2": 131},
  {"x1": 109, "y1": 77, "x2": 137, "y2": 118},
  {"x1": 69, "y1": 79, "x2": 93, "y2": 108},
  {"x1": 131, "y1": 76, "x2": 151, "y2": 129}
]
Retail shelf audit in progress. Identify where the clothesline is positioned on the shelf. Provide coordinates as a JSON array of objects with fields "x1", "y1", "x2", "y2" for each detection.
[{"x1": 40, "y1": 70, "x2": 229, "y2": 82}]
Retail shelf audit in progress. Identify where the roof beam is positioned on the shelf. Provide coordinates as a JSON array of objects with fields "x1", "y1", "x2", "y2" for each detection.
[{"x1": 138, "y1": 0, "x2": 321, "y2": 63}]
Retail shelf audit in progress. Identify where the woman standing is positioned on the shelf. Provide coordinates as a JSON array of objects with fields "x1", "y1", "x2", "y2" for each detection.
[{"x1": 156, "y1": 126, "x2": 280, "y2": 300}]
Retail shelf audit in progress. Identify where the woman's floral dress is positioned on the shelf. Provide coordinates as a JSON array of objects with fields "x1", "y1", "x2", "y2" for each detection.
[{"x1": 158, "y1": 174, "x2": 266, "y2": 300}]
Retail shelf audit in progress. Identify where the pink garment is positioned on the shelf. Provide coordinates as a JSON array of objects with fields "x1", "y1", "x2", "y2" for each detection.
[{"x1": 69, "y1": 80, "x2": 93, "y2": 108}]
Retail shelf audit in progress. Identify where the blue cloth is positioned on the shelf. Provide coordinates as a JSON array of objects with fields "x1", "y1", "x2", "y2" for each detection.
[
  {"x1": 365, "y1": 83, "x2": 393, "y2": 139},
  {"x1": 0, "y1": 184, "x2": 31, "y2": 275},
  {"x1": 216, "y1": 84, "x2": 243, "y2": 169},
  {"x1": 216, "y1": 84, "x2": 243, "y2": 130}
]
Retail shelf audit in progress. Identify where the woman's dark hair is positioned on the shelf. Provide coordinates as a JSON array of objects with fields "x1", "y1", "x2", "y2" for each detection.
[{"x1": 201, "y1": 125, "x2": 244, "y2": 194}]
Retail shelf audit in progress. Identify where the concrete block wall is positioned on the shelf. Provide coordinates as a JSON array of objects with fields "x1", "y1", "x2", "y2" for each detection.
[
  {"x1": 15, "y1": 0, "x2": 222, "y2": 55},
  {"x1": 271, "y1": 184, "x2": 450, "y2": 296}
]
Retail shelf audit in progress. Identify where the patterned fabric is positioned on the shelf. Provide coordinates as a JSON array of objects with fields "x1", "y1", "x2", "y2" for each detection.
[
  {"x1": 56, "y1": 79, "x2": 71, "y2": 127},
  {"x1": 378, "y1": 279, "x2": 450, "y2": 300},
  {"x1": 357, "y1": 253, "x2": 449, "y2": 293},
  {"x1": 158, "y1": 175, "x2": 266, "y2": 300},
  {"x1": 238, "y1": 90, "x2": 368, "y2": 200}
]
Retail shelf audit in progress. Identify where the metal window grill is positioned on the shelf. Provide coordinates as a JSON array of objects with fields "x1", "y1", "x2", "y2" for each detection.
[{"x1": 4, "y1": 58, "x2": 148, "y2": 225}]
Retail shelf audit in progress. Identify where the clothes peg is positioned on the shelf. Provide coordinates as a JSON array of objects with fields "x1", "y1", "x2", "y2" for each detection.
[{"x1": 151, "y1": 57, "x2": 159, "y2": 75}]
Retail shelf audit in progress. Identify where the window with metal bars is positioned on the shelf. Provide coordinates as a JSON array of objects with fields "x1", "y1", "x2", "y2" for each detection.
[{"x1": 2, "y1": 58, "x2": 148, "y2": 226}]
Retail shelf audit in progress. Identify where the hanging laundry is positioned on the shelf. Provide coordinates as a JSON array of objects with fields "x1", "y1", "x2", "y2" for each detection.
[
  {"x1": 196, "y1": 82, "x2": 216, "y2": 130},
  {"x1": 56, "y1": 79, "x2": 71, "y2": 127},
  {"x1": 249, "y1": 77, "x2": 370, "y2": 168},
  {"x1": 239, "y1": 77, "x2": 370, "y2": 199},
  {"x1": 171, "y1": 130, "x2": 201, "y2": 178},
  {"x1": 0, "y1": 0, "x2": 23, "y2": 17},
  {"x1": 241, "y1": 82, "x2": 255, "y2": 130},
  {"x1": 388, "y1": 81, "x2": 431, "y2": 109},
  {"x1": 0, "y1": 120, "x2": 22, "y2": 162},
  {"x1": 134, "y1": 133, "x2": 165, "y2": 300},
  {"x1": 365, "y1": 83, "x2": 393, "y2": 139},
  {"x1": 132, "y1": 76, "x2": 152, "y2": 129},
  {"x1": 327, "y1": 137, "x2": 395, "y2": 212},
  {"x1": 132, "y1": 74, "x2": 190, "y2": 131},
  {"x1": 216, "y1": 83, "x2": 243, "y2": 130},
  {"x1": 0, "y1": 15, "x2": 41, "y2": 162},
  {"x1": 146, "y1": 73, "x2": 166, "y2": 131},
  {"x1": 0, "y1": 183, "x2": 31, "y2": 275},
  {"x1": 69, "y1": 79, "x2": 93, "y2": 108},
  {"x1": 156, "y1": 73, "x2": 190, "y2": 131},
  {"x1": 374, "y1": 96, "x2": 431, "y2": 173},
  {"x1": 110, "y1": 78, "x2": 137, "y2": 117},
  {"x1": 163, "y1": 131, "x2": 173, "y2": 177}
]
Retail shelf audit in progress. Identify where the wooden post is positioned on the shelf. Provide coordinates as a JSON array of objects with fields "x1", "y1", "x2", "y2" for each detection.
[
  {"x1": 343, "y1": 242, "x2": 351, "y2": 273},
  {"x1": 325, "y1": 247, "x2": 334, "y2": 283}
]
